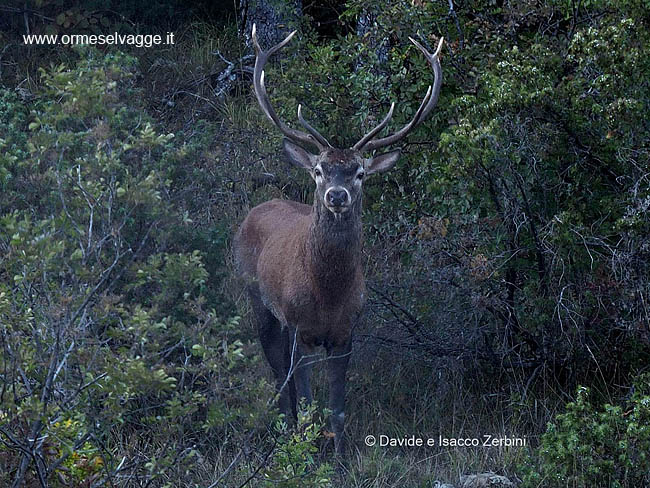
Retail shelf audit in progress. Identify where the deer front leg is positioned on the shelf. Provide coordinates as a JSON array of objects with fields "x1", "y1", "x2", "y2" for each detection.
[
  {"x1": 326, "y1": 337, "x2": 352, "y2": 455},
  {"x1": 295, "y1": 349, "x2": 314, "y2": 407},
  {"x1": 288, "y1": 330, "x2": 314, "y2": 409}
]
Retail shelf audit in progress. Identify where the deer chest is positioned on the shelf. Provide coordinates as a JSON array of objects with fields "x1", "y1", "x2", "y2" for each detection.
[{"x1": 284, "y1": 289, "x2": 364, "y2": 349}]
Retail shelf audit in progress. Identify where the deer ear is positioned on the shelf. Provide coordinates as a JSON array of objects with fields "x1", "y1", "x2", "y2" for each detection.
[
  {"x1": 365, "y1": 150, "x2": 401, "y2": 175},
  {"x1": 283, "y1": 139, "x2": 316, "y2": 170}
]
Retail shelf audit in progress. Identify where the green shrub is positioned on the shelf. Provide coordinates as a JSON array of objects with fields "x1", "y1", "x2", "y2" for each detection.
[
  {"x1": 261, "y1": 402, "x2": 334, "y2": 488},
  {"x1": 0, "y1": 46, "x2": 271, "y2": 486},
  {"x1": 522, "y1": 375, "x2": 650, "y2": 487}
]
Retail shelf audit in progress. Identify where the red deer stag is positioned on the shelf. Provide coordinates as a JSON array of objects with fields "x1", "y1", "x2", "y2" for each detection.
[{"x1": 234, "y1": 25, "x2": 443, "y2": 454}]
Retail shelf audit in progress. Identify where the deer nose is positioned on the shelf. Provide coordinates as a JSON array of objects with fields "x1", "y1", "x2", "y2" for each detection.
[{"x1": 326, "y1": 188, "x2": 349, "y2": 207}]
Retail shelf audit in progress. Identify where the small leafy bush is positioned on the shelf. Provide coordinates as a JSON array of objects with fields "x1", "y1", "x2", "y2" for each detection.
[
  {"x1": 261, "y1": 402, "x2": 334, "y2": 488},
  {"x1": 522, "y1": 374, "x2": 650, "y2": 487},
  {"x1": 0, "y1": 46, "x2": 272, "y2": 486}
]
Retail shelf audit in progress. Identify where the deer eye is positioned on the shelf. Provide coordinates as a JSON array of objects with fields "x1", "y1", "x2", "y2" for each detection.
[
  {"x1": 357, "y1": 171, "x2": 365, "y2": 180},
  {"x1": 314, "y1": 168, "x2": 322, "y2": 177}
]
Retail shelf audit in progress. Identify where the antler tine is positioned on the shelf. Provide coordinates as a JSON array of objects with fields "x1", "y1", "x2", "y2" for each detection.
[
  {"x1": 252, "y1": 24, "x2": 329, "y2": 151},
  {"x1": 354, "y1": 37, "x2": 444, "y2": 153},
  {"x1": 252, "y1": 23, "x2": 296, "y2": 56},
  {"x1": 298, "y1": 105, "x2": 332, "y2": 148},
  {"x1": 353, "y1": 102, "x2": 395, "y2": 151}
]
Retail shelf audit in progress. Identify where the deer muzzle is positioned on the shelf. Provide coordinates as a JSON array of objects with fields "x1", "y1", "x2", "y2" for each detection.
[{"x1": 325, "y1": 187, "x2": 350, "y2": 212}]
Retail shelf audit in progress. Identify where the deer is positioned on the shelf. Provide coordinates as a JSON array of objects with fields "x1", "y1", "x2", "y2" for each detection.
[{"x1": 233, "y1": 25, "x2": 443, "y2": 455}]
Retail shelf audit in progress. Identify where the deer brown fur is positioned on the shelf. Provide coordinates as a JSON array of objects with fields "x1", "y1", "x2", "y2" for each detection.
[{"x1": 233, "y1": 25, "x2": 443, "y2": 455}]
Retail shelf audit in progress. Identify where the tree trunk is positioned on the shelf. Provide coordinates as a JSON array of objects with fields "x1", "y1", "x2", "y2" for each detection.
[
  {"x1": 356, "y1": 8, "x2": 389, "y2": 68},
  {"x1": 239, "y1": 0, "x2": 303, "y2": 47}
]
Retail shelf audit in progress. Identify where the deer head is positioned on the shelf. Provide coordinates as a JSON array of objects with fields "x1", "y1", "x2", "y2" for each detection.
[{"x1": 251, "y1": 24, "x2": 444, "y2": 217}]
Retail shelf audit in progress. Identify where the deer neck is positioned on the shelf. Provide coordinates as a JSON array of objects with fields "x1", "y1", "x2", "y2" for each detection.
[{"x1": 306, "y1": 197, "x2": 362, "y2": 299}]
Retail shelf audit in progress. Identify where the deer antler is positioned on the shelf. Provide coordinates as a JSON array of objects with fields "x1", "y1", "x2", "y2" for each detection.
[
  {"x1": 252, "y1": 24, "x2": 332, "y2": 151},
  {"x1": 353, "y1": 37, "x2": 444, "y2": 153}
]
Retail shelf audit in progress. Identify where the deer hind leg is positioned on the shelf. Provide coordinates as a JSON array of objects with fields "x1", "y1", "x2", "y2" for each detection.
[
  {"x1": 249, "y1": 288, "x2": 294, "y2": 418},
  {"x1": 326, "y1": 337, "x2": 352, "y2": 456}
]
